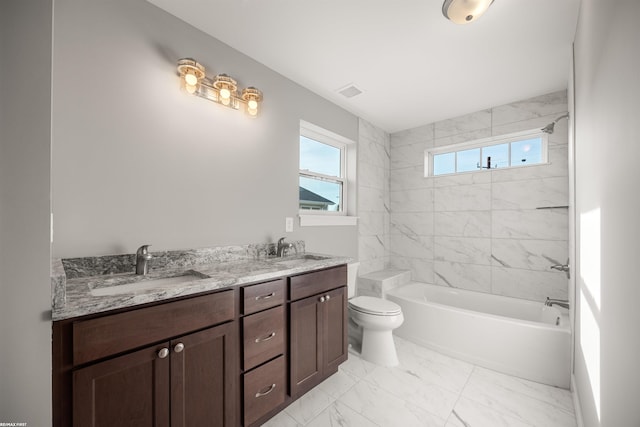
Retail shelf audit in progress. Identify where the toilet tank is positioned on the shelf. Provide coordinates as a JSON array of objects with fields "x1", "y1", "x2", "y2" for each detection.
[{"x1": 347, "y1": 262, "x2": 359, "y2": 298}]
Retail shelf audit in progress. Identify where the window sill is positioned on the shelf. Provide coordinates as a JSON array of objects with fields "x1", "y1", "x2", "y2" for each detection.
[{"x1": 299, "y1": 214, "x2": 358, "y2": 227}]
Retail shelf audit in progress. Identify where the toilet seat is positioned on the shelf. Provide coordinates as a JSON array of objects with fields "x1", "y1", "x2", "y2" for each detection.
[{"x1": 349, "y1": 296, "x2": 402, "y2": 316}]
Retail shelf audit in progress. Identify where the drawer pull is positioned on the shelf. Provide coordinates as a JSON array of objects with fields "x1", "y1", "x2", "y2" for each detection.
[
  {"x1": 319, "y1": 296, "x2": 326, "y2": 303},
  {"x1": 255, "y1": 292, "x2": 276, "y2": 301},
  {"x1": 174, "y1": 342, "x2": 184, "y2": 353},
  {"x1": 157, "y1": 348, "x2": 169, "y2": 359},
  {"x1": 325, "y1": 294, "x2": 331, "y2": 301},
  {"x1": 255, "y1": 332, "x2": 276, "y2": 343},
  {"x1": 255, "y1": 383, "x2": 276, "y2": 398}
]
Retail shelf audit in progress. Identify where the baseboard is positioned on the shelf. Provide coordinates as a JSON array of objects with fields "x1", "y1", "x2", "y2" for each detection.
[{"x1": 571, "y1": 374, "x2": 585, "y2": 427}]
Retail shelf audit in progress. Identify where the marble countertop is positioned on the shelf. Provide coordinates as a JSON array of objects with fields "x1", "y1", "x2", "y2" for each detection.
[{"x1": 52, "y1": 252, "x2": 351, "y2": 321}]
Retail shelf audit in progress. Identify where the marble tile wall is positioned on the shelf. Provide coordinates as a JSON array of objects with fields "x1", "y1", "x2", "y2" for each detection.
[
  {"x1": 388, "y1": 91, "x2": 569, "y2": 301},
  {"x1": 357, "y1": 119, "x2": 391, "y2": 275}
]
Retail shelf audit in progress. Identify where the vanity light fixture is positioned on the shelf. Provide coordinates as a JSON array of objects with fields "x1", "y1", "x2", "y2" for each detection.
[
  {"x1": 442, "y1": 0, "x2": 494, "y2": 24},
  {"x1": 177, "y1": 58, "x2": 263, "y2": 117}
]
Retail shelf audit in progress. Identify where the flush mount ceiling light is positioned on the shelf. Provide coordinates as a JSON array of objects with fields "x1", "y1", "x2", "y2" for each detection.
[
  {"x1": 176, "y1": 58, "x2": 263, "y2": 117},
  {"x1": 442, "y1": 0, "x2": 494, "y2": 24}
]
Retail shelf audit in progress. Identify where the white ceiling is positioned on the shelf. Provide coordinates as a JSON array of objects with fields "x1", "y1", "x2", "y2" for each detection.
[{"x1": 148, "y1": 0, "x2": 581, "y2": 133}]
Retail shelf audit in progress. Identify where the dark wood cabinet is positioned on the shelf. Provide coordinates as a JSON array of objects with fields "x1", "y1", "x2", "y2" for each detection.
[
  {"x1": 72, "y1": 322, "x2": 236, "y2": 427},
  {"x1": 170, "y1": 323, "x2": 237, "y2": 427},
  {"x1": 240, "y1": 279, "x2": 287, "y2": 426},
  {"x1": 73, "y1": 342, "x2": 170, "y2": 427},
  {"x1": 54, "y1": 290, "x2": 239, "y2": 427},
  {"x1": 289, "y1": 266, "x2": 348, "y2": 398},
  {"x1": 54, "y1": 265, "x2": 348, "y2": 427}
]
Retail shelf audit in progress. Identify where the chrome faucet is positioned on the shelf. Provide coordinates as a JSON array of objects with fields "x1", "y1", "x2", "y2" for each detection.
[
  {"x1": 545, "y1": 297, "x2": 570, "y2": 310},
  {"x1": 276, "y1": 237, "x2": 294, "y2": 257},
  {"x1": 135, "y1": 244, "x2": 152, "y2": 275}
]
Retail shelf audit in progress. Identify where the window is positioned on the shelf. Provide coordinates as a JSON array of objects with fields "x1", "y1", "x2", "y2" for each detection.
[
  {"x1": 299, "y1": 135, "x2": 344, "y2": 212},
  {"x1": 299, "y1": 121, "x2": 357, "y2": 226},
  {"x1": 426, "y1": 129, "x2": 548, "y2": 177}
]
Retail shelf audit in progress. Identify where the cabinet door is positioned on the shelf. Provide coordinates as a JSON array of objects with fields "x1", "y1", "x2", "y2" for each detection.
[
  {"x1": 323, "y1": 286, "x2": 348, "y2": 374},
  {"x1": 289, "y1": 295, "x2": 322, "y2": 397},
  {"x1": 170, "y1": 321, "x2": 238, "y2": 427},
  {"x1": 73, "y1": 343, "x2": 170, "y2": 427}
]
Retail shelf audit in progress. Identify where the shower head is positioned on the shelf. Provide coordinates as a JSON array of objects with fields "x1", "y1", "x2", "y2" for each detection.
[
  {"x1": 541, "y1": 113, "x2": 570, "y2": 134},
  {"x1": 541, "y1": 122, "x2": 556, "y2": 134}
]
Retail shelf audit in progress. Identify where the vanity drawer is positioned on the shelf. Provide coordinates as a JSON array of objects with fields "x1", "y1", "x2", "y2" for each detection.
[
  {"x1": 242, "y1": 278, "x2": 286, "y2": 315},
  {"x1": 289, "y1": 265, "x2": 347, "y2": 301},
  {"x1": 243, "y1": 355, "x2": 286, "y2": 426},
  {"x1": 72, "y1": 290, "x2": 235, "y2": 365},
  {"x1": 243, "y1": 305, "x2": 285, "y2": 370}
]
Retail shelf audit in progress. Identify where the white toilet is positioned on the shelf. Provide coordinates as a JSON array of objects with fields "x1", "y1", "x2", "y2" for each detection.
[{"x1": 347, "y1": 263, "x2": 404, "y2": 366}]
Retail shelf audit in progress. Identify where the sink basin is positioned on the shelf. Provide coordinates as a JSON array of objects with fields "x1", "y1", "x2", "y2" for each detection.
[
  {"x1": 89, "y1": 273, "x2": 205, "y2": 297},
  {"x1": 272, "y1": 254, "x2": 331, "y2": 267}
]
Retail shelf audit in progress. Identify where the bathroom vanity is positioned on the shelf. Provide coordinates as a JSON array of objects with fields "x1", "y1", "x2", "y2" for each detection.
[{"x1": 51, "y1": 245, "x2": 349, "y2": 427}]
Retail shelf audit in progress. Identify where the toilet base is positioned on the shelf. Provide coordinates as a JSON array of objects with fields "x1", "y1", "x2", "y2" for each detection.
[{"x1": 360, "y1": 329, "x2": 399, "y2": 367}]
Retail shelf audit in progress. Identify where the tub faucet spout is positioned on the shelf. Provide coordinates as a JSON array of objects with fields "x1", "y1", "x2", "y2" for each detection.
[
  {"x1": 545, "y1": 297, "x2": 569, "y2": 310},
  {"x1": 135, "y1": 244, "x2": 152, "y2": 275}
]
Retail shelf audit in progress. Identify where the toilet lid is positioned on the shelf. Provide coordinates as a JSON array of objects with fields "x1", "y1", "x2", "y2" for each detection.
[{"x1": 349, "y1": 296, "x2": 402, "y2": 316}]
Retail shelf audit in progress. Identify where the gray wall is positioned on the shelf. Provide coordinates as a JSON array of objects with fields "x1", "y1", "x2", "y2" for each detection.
[
  {"x1": 51, "y1": 0, "x2": 358, "y2": 259},
  {"x1": 389, "y1": 91, "x2": 569, "y2": 301},
  {"x1": 573, "y1": 0, "x2": 640, "y2": 425},
  {"x1": 0, "y1": 0, "x2": 53, "y2": 424}
]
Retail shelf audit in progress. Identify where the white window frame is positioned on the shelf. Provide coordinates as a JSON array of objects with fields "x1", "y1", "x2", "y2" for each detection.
[
  {"x1": 425, "y1": 128, "x2": 549, "y2": 177},
  {"x1": 299, "y1": 121, "x2": 357, "y2": 226}
]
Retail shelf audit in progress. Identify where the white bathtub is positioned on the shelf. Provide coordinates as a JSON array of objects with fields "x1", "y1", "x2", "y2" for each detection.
[{"x1": 386, "y1": 282, "x2": 571, "y2": 388}]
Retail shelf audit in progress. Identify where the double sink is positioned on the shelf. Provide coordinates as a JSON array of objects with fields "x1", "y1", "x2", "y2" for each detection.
[{"x1": 87, "y1": 254, "x2": 331, "y2": 297}]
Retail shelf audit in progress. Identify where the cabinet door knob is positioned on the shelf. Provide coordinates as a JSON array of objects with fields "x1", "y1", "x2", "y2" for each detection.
[
  {"x1": 255, "y1": 332, "x2": 276, "y2": 343},
  {"x1": 174, "y1": 343, "x2": 185, "y2": 353},
  {"x1": 319, "y1": 296, "x2": 326, "y2": 303},
  {"x1": 157, "y1": 348, "x2": 169, "y2": 359},
  {"x1": 325, "y1": 294, "x2": 331, "y2": 301},
  {"x1": 255, "y1": 383, "x2": 276, "y2": 398}
]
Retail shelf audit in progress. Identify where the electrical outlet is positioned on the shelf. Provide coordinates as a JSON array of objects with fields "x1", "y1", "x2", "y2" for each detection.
[{"x1": 285, "y1": 217, "x2": 294, "y2": 232}]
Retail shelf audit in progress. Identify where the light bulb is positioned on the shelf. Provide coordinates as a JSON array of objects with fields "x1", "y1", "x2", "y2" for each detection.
[
  {"x1": 248, "y1": 107, "x2": 258, "y2": 116},
  {"x1": 247, "y1": 99, "x2": 258, "y2": 110},
  {"x1": 184, "y1": 71, "x2": 198, "y2": 86},
  {"x1": 219, "y1": 88, "x2": 231, "y2": 105},
  {"x1": 185, "y1": 83, "x2": 197, "y2": 94}
]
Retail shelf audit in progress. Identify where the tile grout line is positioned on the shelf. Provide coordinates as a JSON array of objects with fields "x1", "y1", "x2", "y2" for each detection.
[{"x1": 443, "y1": 364, "x2": 477, "y2": 426}]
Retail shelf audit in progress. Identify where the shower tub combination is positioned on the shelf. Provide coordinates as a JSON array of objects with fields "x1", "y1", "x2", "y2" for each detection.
[{"x1": 386, "y1": 282, "x2": 571, "y2": 388}]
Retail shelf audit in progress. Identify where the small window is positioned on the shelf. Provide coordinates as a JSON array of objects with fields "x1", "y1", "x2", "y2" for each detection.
[
  {"x1": 299, "y1": 125, "x2": 347, "y2": 213},
  {"x1": 426, "y1": 130, "x2": 548, "y2": 177}
]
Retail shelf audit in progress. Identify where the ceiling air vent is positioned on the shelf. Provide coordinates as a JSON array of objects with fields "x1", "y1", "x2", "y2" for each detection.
[{"x1": 337, "y1": 84, "x2": 363, "y2": 99}]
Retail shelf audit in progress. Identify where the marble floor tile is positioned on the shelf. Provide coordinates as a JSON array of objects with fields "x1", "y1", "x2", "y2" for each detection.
[
  {"x1": 316, "y1": 369, "x2": 358, "y2": 399},
  {"x1": 462, "y1": 367, "x2": 576, "y2": 427},
  {"x1": 284, "y1": 387, "x2": 335, "y2": 425},
  {"x1": 305, "y1": 400, "x2": 380, "y2": 427},
  {"x1": 339, "y1": 350, "x2": 378, "y2": 379},
  {"x1": 261, "y1": 410, "x2": 302, "y2": 427},
  {"x1": 446, "y1": 396, "x2": 533, "y2": 427},
  {"x1": 470, "y1": 367, "x2": 574, "y2": 414},
  {"x1": 339, "y1": 379, "x2": 446, "y2": 427},
  {"x1": 363, "y1": 366, "x2": 459, "y2": 420},
  {"x1": 258, "y1": 335, "x2": 577, "y2": 427},
  {"x1": 394, "y1": 337, "x2": 474, "y2": 394}
]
